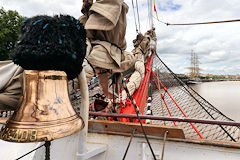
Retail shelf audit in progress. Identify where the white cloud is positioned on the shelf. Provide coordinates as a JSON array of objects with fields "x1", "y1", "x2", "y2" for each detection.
[
  {"x1": 1, "y1": 0, "x2": 83, "y2": 18},
  {"x1": 209, "y1": 51, "x2": 226, "y2": 58},
  {"x1": 1, "y1": 0, "x2": 240, "y2": 75}
]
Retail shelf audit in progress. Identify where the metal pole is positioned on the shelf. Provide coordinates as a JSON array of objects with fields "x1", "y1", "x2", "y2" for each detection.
[
  {"x1": 149, "y1": 0, "x2": 153, "y2": 29},
  {"x1": 78, "y1": 70, "x2": 89, "y2": 156},
  {"x1": 89, "y1": 112, "x2": 240, "y2": 127}
]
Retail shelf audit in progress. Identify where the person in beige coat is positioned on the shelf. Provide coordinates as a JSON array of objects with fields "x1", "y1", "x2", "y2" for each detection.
[{"x1": 80, "y1": 0, "x2": 136, "y2": 98}]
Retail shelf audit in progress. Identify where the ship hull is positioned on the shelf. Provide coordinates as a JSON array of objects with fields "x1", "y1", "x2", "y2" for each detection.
[{"x1": 1, "y1": 121, "x2": 240, "y2": 160}]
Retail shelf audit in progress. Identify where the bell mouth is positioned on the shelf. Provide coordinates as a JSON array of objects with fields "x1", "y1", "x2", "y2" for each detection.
[
  {"x1": 0, "y1": 115, "x2": 84, "y2": 143},
  {"x1": 0, "y1": 114, "x2": 84, "y2": 143}
]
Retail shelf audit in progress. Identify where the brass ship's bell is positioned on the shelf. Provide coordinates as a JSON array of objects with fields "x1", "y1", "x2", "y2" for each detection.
[{"x1": 0, "y1": 70, "x2": 84, "y2": 142}]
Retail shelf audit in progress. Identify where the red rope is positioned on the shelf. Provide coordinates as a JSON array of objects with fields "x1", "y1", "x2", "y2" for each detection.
[
  {"x1": 152, "y1": 71, "x2": 204, "y2": 139},
  {"x1": 139, "y1": 66, "x2": 152, "y2": 113},
  {"x1": 159, "y1": 19, "x2": 240, "y2": 26},
  {"x1": 152, "y1": 74, "x2": 176, "y2": 126}
]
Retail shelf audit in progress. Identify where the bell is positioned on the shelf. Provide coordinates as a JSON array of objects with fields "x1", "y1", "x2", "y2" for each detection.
[{"x1": 0, "y1": 70, "x2": 84, "y2": 142}]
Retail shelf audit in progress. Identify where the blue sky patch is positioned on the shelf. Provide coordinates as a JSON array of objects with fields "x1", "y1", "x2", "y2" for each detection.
[{"x1": 158, "y1": 0, "x2": 182, "y2": 11}]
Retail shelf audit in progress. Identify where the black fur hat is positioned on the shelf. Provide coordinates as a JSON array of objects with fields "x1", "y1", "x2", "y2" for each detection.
[{"x1": 11, "y1": 15, "x2": 87, "y2": 80}]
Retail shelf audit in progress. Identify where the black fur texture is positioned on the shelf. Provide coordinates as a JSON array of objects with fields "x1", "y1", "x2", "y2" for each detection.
[{"x1": 11, "y1": 15, "x2": 87, "y2": 80}]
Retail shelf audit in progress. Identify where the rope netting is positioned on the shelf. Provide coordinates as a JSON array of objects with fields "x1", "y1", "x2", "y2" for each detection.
[
  {"x1": 149, "y1": 54, "x2": 240, "y2": 142},
  {"x1": 70, "y1": 53, "x2": 240, "y2": 142}
]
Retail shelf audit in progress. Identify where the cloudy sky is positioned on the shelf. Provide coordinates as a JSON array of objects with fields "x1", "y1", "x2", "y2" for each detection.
[{"x1": 1, "y1": 0, "x2": 240, "y2": 75}]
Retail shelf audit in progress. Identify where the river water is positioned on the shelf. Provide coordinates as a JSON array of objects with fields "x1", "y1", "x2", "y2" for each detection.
[{"x1": 189, "y1": 81, "x2": 240, "y2": 122}]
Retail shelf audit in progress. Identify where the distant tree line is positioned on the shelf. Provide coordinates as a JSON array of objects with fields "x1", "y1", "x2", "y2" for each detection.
[
  {"x1": 177, "y1": 74, "x2": 238, "y2": 80},
  {"x1": 0, "y1": 7, "x2": 24, "y2": 61},
  {"x1": 199, "y1": 75, "x2": 227, "y2": 80}
]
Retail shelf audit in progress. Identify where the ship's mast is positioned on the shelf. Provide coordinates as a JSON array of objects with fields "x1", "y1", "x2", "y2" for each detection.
[
  {"x1": 149, "y1": 0, "x2": 154, "y2": 29},
  {"x1": 189, "y1": 50, "x2": 200, "y2": 80}
]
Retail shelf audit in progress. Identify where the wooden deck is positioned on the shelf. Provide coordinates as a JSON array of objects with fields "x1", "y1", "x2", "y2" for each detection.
[{"x1": 88, "y1": 119, "x2": 185, "y2": 139}]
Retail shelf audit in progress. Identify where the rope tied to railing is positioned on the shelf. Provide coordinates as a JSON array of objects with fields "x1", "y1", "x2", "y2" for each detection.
[
  {"x1": 152, "y1": 73, "x2": 177, "y2": 127},
  {"x1": 152, "y1": 54, "x2": 238, "y2": 142},
  {"x1": 152, "y1": 70, "x2": 204, "y2": 139}
]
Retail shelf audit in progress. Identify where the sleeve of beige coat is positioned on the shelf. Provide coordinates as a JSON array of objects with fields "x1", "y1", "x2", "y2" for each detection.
[
  {"x1": 112, "y1": 50, "x2": 136, "y2": 73},
  {"x1": 0, "y1": 63, "x2": 23, "y2": 110},
  {"x1": 0, "y1": 75, "x2": 22, "y2": 110},
  {"x1": 85, "y1": 0, "x2": 124, "y2": 31},
  {"x1": 121, "y1": 36, "x2": 150, "y2": 99},
  {"x1": 0, "y1": 62, "x2": 21, "y2": 89},
  {"x1": 122, "y1": 55, "x2": 145, "y2": 99}
]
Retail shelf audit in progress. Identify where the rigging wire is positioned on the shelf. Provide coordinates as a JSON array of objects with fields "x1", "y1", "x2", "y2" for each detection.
[
  {"x1": 155, "y1": 18, "x2": 240, "y2": 26},
  {"x1": 131, "y1": 0, "x2": 138, "y2": 33},
  {"x1": 15, "y1": 141, "x2": 51, "y2": 160},
  {"x1": 16, "y1": 144, "x2": 45, "y2": 160},
  {"x1": 151, "y1": 0, "x2": 240, "y2": 26},
  {"x1": 122, "y1": 79, "x2": 157, "y2": 160},
  {"x1": 122, "y1": 128, "x2": 137, "y2": 160},
  {"x1": 135, "y1": 0, "x2": 141, "y2": 33},
  {"x1": 153, "y1": 0, "x2": 159, "y2": 21}
]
